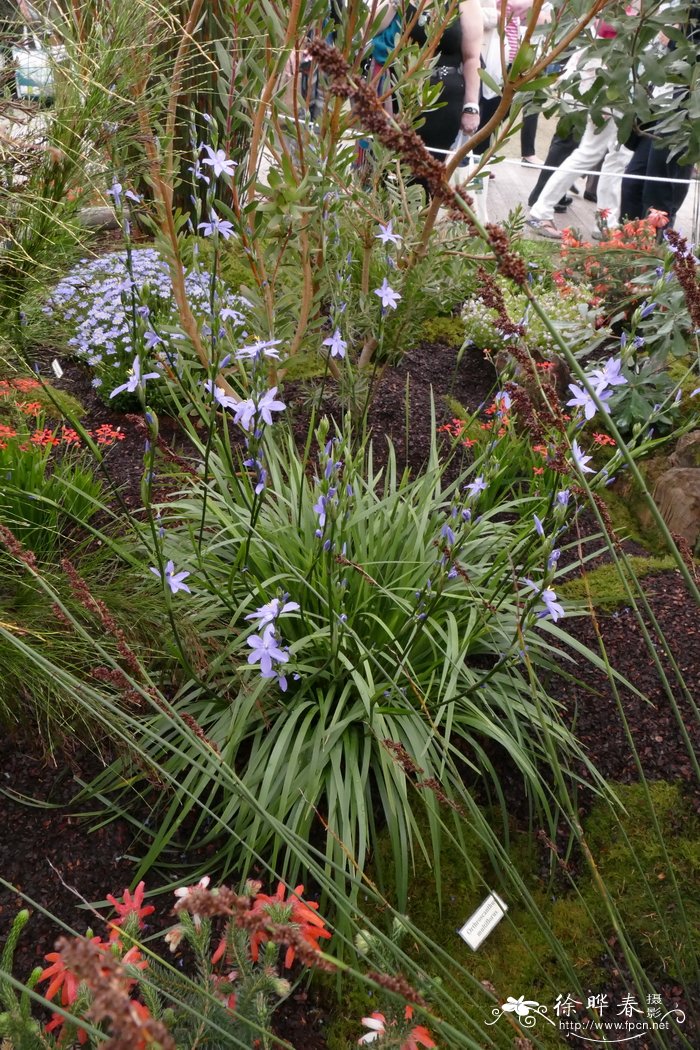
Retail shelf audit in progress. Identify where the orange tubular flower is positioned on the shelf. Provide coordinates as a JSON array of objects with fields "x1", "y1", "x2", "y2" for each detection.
[
  {"x1": 39, "y1": 950, "x2": 81, "y2": 1006},
  {"x1": 249, "y1": 883, "x2": 331, "y2": 968},
  {"x1": 17, "y1": 401, "x2": 43, "y2": 415},
  {"x1": 106, "y1": 881, "x2": 155, "y2": 940}
]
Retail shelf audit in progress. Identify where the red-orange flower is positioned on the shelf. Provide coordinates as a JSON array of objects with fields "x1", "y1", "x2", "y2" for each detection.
[
  {"x1": 61, "y1": 427, "x2": 81, "y2": 445},
  {"x1": 647, "y1": 208, "x2": 669, "y2": 229},
  {"x1": 402, "y1": 1008, "x2": 437, "y2": 1049},
  {"x1": 249, "y1": 883, "x2": 331, "y2": 969},
  {"x1": 593, "y1": 432, "x2": 616, "y2": 446},
  {"x1": 17, "y1": 401, "x2": 43, "y2": 415},
  {"x1": 106, "y1": 881, "x2": 155, "y2": 941},
  {"x1": 30, "y1": 428, "x2": 59, "y2": 448},
  {"x1": 40, "y1": 949, "x2": 81, "y2": 1006},
  {"x1": 93, "y1": 423, "x2": 126, "y2": 445}
]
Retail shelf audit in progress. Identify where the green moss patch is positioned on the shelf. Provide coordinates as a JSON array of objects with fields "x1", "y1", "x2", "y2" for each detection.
[
  {"x1": 558, "y1": 557, "x2": 677, "y2": 611},
  {"x1": 420, "y1": 315, "x2": 467, "y2": 348},
  {"x1": 324, "y1": 782, "x2": 700, "y2": 1048}
]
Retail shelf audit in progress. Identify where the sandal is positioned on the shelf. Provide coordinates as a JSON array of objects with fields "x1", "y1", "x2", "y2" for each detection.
[{"x1": 525, "y1": 217, "x2": 562, "y2": 240}]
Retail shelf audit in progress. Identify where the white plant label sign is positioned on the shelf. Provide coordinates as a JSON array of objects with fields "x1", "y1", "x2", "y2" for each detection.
[
  {"x1": 51, "y1": 358, "x2": 63, "y2": 378},
  {"x1": 458, "y1": 892, "x2": 507, "y2": 950}
]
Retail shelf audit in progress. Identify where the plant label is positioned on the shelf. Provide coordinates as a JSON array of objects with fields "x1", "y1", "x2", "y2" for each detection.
[
  {"x1": 51, "y1": 358, "x2": 63, "y2": 378},
  {"x1": 458, "y1": 892, "x2": 507, "y2": 950}
]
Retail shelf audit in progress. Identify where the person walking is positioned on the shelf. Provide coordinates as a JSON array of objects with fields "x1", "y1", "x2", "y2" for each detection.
[
  {"x1": 619, "y1": 6, "x2": 700, "y2": 227},
  {"x1": 404, "y1": 0, "x2": 484, "y2": 154}
]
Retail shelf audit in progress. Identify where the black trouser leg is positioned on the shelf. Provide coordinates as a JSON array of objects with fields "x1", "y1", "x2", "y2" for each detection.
[
  {"x1": 520, "y1": 112, "x2": 539, "y2": 158},
  {"x1": 474, "y1": 94, "x2": 502, "y2": 155},
  {"x1": 642, "y1": 144, "x2": 692, "y2": 226},
  {"x1": 528, "y1": 131, "x2": 578, "y2": 207},
  {"x1": 620, "y1": 138, "x2": 651, "y2": 221}
]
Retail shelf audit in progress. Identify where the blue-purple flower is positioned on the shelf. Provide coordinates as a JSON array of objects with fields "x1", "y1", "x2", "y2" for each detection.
[
  {"x1": 588, "y1": 356, "x2": 627, "y2": 394},
  {"x1": 465, "y1": 476, "x2": 487, "y2": 498},
  {"x1": 150, "y1": 559, "x2": 191, "y2": 594},
  {"x1": 200, "y1": 145, "x2": 237, "y2": 179},
  {"x1": 374, "y1": 278, "x2": 401, "y2": 311},
  {"x1": 245, "y1": 597, "x2": 300, "y2": 628},
  {"x1": 566, "y1": 382, "x2": 610, "y2": 420},
  {"x1": 246, "y1": 624, "x2": 290, "y2": 677},
  {"x1": 571, "y1": 439, "x2": 595, "y2": 475},
  {"x1": 203, "y1": 378, "x2": 238, "y2": 410},
  {"x1": 236, "y1": 339, "x2": 281, "y2": 361},
  {"x1": 375, "y1": 221, "x2": 402, "y2": 246},
  {"x1": 198, "y1": 211, "x2": 235, "y2": 240},
  {"x1": 110, "y1": 355, "x2": 160, "y2": 399},
  {"x1": 322, "y1": 328, "x2": 347, "y2": 359},
  {"x1": 257, "y1": 387, "x2": 286, "y2": 425}
]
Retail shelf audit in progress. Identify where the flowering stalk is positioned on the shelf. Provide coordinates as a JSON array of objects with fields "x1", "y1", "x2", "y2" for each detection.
[{"x1": 521, "y1": 283, "x2": 700, "y2": 606}]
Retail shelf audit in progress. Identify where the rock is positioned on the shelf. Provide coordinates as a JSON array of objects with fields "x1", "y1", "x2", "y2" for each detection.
[
  {"x1": 670, "y1": 430, "x2": 700, "y2": 468},
  {"x1": 78, "y1": 205, "x2": 119, "y2": 230},
  {"x1": 653, "y1": 467, "x2": 700, "y2": 545}
]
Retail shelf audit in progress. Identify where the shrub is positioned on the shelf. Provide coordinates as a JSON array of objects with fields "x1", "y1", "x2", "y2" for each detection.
[{"x1": 43, "y1": 248, "x2": 247, "y2": 408}]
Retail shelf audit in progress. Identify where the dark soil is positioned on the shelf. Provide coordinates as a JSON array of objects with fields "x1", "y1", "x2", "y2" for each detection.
[
  {"x1": 558, "y1": 569, "x2": 700, "y2": 796},
  {"x1": 3, "y1": 335, "x2": 700, "y2": 1049}
]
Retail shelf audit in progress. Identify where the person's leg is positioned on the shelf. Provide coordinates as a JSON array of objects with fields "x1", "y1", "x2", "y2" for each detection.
[
  {"x1": 474, "y1": 94, "x2": 502, "y2": 155},
  {"x1": 529, "y1": 118, "x2": 617, "y2": 222},
  {"x1": 642, "y1": 144, "x2": 693, "y2": 225},
  {"x1": 528, "y1": 131, "x2": 578, "y2": 206},
  {"x1": 596, "y1": 143, "x2": 633, "y2": 226},
  {"x1": 520, "y1": 111, "x2": 539, "y2": 160},
  {"x1": 620, "y1": 137, "x2": 651, "y2": 221}
]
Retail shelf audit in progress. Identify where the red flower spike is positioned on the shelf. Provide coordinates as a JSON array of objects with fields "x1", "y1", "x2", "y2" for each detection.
[
  {"x1": 106, "y1": 881, "x2": 155, "y2": 938},
  {"x1": 249, "y1": 883, "x2": 331, "y2": 968}
]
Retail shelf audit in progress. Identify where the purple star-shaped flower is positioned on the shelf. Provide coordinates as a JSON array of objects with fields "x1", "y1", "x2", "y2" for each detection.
[
  {"x1": 571, "y1": 439, "x2": 595, "y2": 474},
  {"x1": 541, "y1": 587, "x2": 564, "y2": 622},
  {"x1": 200, "y1": 144, "x2": 237, "y2": 178},
  {"x1": 245, "y1": 597, "x2": 300, "y2": 628},
  {"x1": 246, "y1": 624, "x2": 290, "y2": 677},
  {"x1": 256, "y1": 387, "x2": 286, "y2": 426},
  {"x1": 322, "y1": 328, "x2": 347, "y2": 359},
  {"x1": 233, "y1": 397, "x2": 257, "y2": 431},
  {"x1": 143, "y1": 329, "x2": 163, "y2": 351},
  {"x1": 465, "y1": 475, "x2": 487, "y2": 498},
  {"x1": 203, "y1": 378, "x2": 238, "y2": 410},
  {"x1": 566, "y1": 383, "x2": 610, "y2": 420},
  {"x1": 587, "y1": 356, "x2": 627, "y2": 394},
  {"x1": 374, "y1": 277, "x2": 401, "y2": 311},
  {"x1": 150, "y1": 559, "x2": 191, "y2": 594},
  {"x1": 107, "y1": 181, "x2": 122, "y2": 206},
  {"x1": 198, "y1": 210, "x2": 235, "y2": 240},
  {"x1": 236, "y1": 339, "x2": 281, "y2": 360},
  {"x1": 375, "y1": 221, "x2": 402, "y2": 246},
  {"x1": 110, "y1": 355, "x2": 160, "y2": 398}
]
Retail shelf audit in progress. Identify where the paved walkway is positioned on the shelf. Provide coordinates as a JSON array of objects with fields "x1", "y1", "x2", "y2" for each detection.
[{"x1": 473, "y1": 117, "x2": 700, "y2": 242}]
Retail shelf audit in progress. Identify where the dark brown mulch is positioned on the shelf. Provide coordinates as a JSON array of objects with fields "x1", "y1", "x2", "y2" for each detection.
[
  {"x1": 0, "y1": 733, "x2": 329, "y2": 1049},
  {"x1": 557, "y1": 570, "x2": 700, "y2": 797},
  {"x1": 365, "y1": 341, "x2": 496, "y2": 475},
  {"x1": 0, "y1": 735, "x2": 139, "y2": 968}
]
